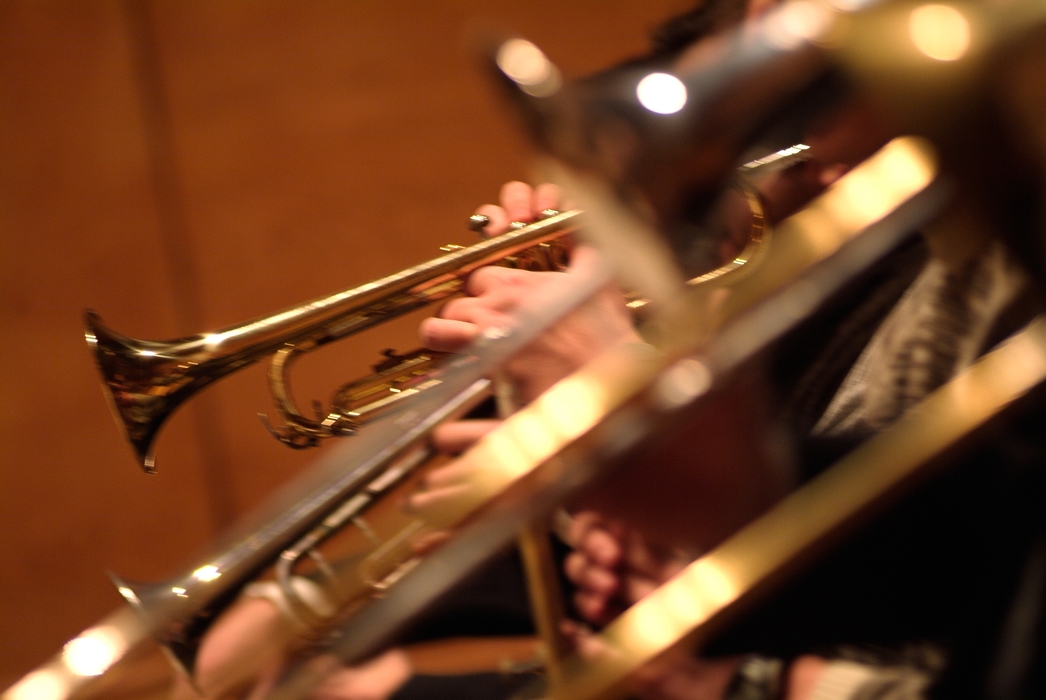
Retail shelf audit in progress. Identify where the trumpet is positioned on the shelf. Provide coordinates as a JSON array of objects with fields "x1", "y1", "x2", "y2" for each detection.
[
  {"x1": 87, "y1": 173, "x2": 774, "y2": 476},
  {"x1": 86, "y1": 210, "x2": 580, "y2": 474}
]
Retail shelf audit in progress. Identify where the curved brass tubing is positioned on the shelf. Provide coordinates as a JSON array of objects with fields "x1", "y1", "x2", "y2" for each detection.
[{"x1": 85, "y1": 211, "x2": 581, "y2": 474}]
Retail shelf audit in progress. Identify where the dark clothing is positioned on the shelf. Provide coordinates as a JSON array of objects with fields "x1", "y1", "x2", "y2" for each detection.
[
  {"x1": 708, "y1": 395, "x2": 1046, "y2": 698},
  {"x1": 401, "y1": 547, "x2": 535, "y2": 642},
  {"x1": 706, "y1": 235, "x2": 1046, "y2": 699},
  {"x1": 772, "y1": 233, "x2": 930, "y2": 448},
  {"x1": 399, "y1": 232, "x2": 1046, "y2": 699},
  {"x1": 391, "y1": 671, "x2": 536, "y2": 700}
]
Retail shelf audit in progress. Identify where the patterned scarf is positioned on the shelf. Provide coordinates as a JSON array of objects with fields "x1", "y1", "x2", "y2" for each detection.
[{"x1": 813, "y1": 241, "x2": 1026, "y2": 437}]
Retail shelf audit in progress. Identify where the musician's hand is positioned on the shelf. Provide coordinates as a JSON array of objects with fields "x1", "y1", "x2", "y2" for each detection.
[
  {"x1": 405, "y1": 419, "x2": 500, "y2": 516},
  {"x1": 420, "y1": 180, "x2": 565, "y2": 353},
  {"x1": 421, "y1": 180, "x2": 638, "y2": 404},
  {"x1": 309, "y1": 649, "x2": 413, "y2": 700},
  {"x1": 563, "y1": 512, "x2": 628, "y2": 626},
  {"x1": 431, "y1": 418, "x2": 501, "y2": 454},
  {"x1": 419, "y1": 246, "x2": 640, "y2": 404},
  {"x1": 169, "y1": 596, "x2": 293, "y2": 700},
  {"x1": 403, "y1": 419, "x2": 505, "y2": 553},
  {"x1": 564, "y1": 512, "x2": 691, "y2": 626},
  {"x1": 471, "y1": 181, "x2": 569, "y2": 238}
]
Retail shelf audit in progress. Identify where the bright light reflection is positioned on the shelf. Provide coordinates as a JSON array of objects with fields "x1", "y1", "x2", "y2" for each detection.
[
  {"x1": 482, "y1": 429, "x2": 530, "y2": 480},
  {"x1": 909, "y1": 4, "x2": 970, "y2": 61},
  {"x1": 822, "y1": 138, "x2": 936, "y2": 232},
  {"x1": 876, "y1": 138, "x2": 937, "y2": 195},
  {"x1": 171, "y1": 586, "x2": 188, "y2": 597},
  {"x1": 496, "y1": 39, "x2": 560, "y2": 96},
  {"x1": 139, "y1": 349, "x2": 156, "y2": 357},
  {"x1": 192, "y1": 565, "x2": 221, "y2": 582},
  {"x1": 116, "y1": 586, "x2": 139, "y2": 604},
  {"x1": 661, "y1": 578, "x2": 708, "y2": 621},
  {"x1": 655, "y1": 359, "x2": 712, "y2": 410},
  {"x1": 62, "y1": 627, "x2": 125, "y2": 677},
  {"x1": 537, "y1": 376, "x2": 605, "y2": 440},
  {"x1": 764, "y1": 0, "x2": 833, "y2": 48},
  {"x1": 617, "y1": 559, "x2": 737, "y2": 656},
  {"x1": 778, "y1": 0, "x2": 832, "y2": 40},
  {"x1": 982, "y1": 328, "x2": 1046, "y2": 397},
  {"x1": 739, "y1": 143, "x2": 809, "y2": 171},
  {"x1": 620, "y1": 599, "x2": 678, "y2": 652},
  {"x1": 684, "y1": 560, "x2": 738, "y2": 607},
  {"x1": 7, "y1": 670, "x2": 67, "y2": 700},
  {"x1": 834, "y1": 170, "x2": 894, "y2": 226},
  {"x1": 828, "y1": 0, "x2": 874, "y2": 11},
  {"x1": 636, "y1": 73, "x2": 687, "y2": 115},
  {"x1": 509, "y1": 411, "x2": 559, "y2": 462}
]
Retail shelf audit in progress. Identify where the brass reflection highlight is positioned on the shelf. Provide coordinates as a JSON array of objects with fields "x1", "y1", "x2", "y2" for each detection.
[
  {"x1": 807, "y1": 136, "x2": 937, "y2": 251},
  {"x1": 909, "y1": 4, "x2": 971, "y2": 62},
  {"x1": 5, "y1": 671, "x2": 67, "y2": 700},
  {"x1": 636, "y1": 73, "x2": 688, "y2": 115},
  {"x1": 496, "y1": 38, "x2": 562, "y2": 97},
  {"x1": 192, "y1": 565, "x2": 221, "y2": 582},
  {"x1": 763, "y1": 0, "x2": 836, "y2": 49},
  {"x1": 2, "y1": 610, "x2": 146, "y2": 700}
]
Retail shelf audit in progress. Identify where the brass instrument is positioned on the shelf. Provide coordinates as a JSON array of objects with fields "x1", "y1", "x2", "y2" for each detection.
[
  {"x1": 5, "y1": 0, "x2": 1042, "y2": 697},
  {"x1": 66, "y1": 2, "x2": 970, "y2": 692},
  {"x1": 87, "y1": 174, "x2": 776, "y2": 477},
  {"x1": 73, "y1": 179, "x2": 770, "y2": 685},
  {"x1": 268, "y1": 135, "x2": 953, "y2": 700},
  {"x1": 0, "y1": 135, "x2": 964, "y2": 700},
  {"x1": 86, "y1": 210, "x2": 580, "y2": 474},
  {"x1": 91, "y1": 256, "x2": 614, "y2": 680}
]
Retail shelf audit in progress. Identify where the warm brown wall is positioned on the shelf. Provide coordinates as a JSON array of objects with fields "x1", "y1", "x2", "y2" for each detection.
[{"x1": 0, "y1": 0, "x2": 688, "y2": 687}]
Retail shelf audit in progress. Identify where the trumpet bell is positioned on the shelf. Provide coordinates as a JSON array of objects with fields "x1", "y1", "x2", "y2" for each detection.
[{"x1": 85, "y1": 310, "x2": 209, "y2": 475}]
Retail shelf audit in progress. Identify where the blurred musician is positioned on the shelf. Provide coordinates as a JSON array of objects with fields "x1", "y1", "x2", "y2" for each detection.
[
  {"x1": 178, "y1": 1, "x2": 1046, "y2": 699},
  {"x1": 417, "y1": 12, "x2": 1046, "y2": 700}
]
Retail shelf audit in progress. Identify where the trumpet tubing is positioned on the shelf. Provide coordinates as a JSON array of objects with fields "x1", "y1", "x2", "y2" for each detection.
[
  {"x1": 85, "y1": 210, "x2": 581, "y2": 474},
  {"x1": 86, "y1": 145, "x2": 785, "y2": 476}
]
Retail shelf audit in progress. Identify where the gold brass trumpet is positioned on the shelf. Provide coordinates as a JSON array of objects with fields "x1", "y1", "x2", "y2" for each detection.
[
  {"x1": 85, "y1": 210, "x2": 580, "y2": 474},
  {"x1": 86, "y1": 172, "x2": 773, "y2": 476}
]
